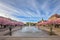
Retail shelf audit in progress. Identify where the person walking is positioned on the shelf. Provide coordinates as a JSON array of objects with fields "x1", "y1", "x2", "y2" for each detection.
[{"x1": 9, "y1": 26, "x2": 12, "y2": 36}]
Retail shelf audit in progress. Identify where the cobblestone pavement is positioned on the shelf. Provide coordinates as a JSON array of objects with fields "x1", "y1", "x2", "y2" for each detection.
[
  {"x1": 0, "y1": 36, "x2": 60, "y2": 40},
  {"x1": 12, "y1": 29, "x2": 57, "y2": 37},
  {"x1": 39, "y1": 27, "x2": 60, "y2": 36},
  {"x1": 12, "y1": 26, "x2": 58, "y2": 37},
  {"x1": 0, "y1": 27, "x2": 21, "y2": 36},
  {"x1": 0, "y1": 26, "x2": 60, "y2": 40}
]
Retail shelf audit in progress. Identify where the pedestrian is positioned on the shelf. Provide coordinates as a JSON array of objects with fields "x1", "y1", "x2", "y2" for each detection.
[{"x1": 9, "y1": 26, "x2": 12, "y2": 36}]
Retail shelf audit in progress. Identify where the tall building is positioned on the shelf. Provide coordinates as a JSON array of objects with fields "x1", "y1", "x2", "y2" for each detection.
[{"x1": 49, "y1": 14, "x2": 60, "y2": 20}]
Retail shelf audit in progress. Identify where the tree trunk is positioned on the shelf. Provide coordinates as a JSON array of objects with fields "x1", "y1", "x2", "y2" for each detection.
[{"x1": 50, "y1": 25, "x2": 53, "y2": 35}]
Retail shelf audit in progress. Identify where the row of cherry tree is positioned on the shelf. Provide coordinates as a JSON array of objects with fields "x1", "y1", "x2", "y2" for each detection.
[
  {"x1": 38, "y1": 18, "x2": 60, "y2": 26},
  {"x1": 0, "y1": 17, "x2": 24, "y2": 28},
  {"x1": 37, "y1": 18, "x2": 60, "y2": 35}
]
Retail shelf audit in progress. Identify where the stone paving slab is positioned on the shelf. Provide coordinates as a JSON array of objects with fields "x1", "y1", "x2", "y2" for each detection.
[
  {"x1": 0, "y1": 36, "x2": 60, "y2": 40},
  {"x1": 40, "y1": 27, "x2": 60, "y2": 36},
  {"x1": 0, "y1": 27, "x2": 20, "y2": 36}
]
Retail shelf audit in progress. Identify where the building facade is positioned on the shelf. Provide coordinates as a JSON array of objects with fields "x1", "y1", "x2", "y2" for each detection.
[{"x1": 49, "y1": 14, "x2": 60, "y2": 21}]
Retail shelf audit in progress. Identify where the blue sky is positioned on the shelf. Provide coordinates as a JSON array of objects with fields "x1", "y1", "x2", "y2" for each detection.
[{"x1": 0, "y1": 0, "x2": 60, "y2": 23}]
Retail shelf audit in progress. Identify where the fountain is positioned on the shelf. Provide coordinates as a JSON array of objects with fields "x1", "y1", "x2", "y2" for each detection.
[
  {"x1": 21, "y1": 22, "x2": 40, "y2": 33},
  {"x1": 12, "y1": 22, "x2": 48, "y2": 37}
]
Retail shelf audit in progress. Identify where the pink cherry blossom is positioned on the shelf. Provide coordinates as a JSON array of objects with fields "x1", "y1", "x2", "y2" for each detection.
[{"x1": 55, "y1": 18, "x2": 60, "y2": 24}]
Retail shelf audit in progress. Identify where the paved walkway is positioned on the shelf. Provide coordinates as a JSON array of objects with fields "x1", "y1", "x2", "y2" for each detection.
[
  {"x1": 0, "y1": 26, "x2": 60, "y2": 40},
  {"x1": 0, "y1": 27, "x2": 21, "y2": 36},
  {"x1": 12, "y1": 29, "x2": 49, "y2": 37},
  {"x1": 40, "y1": 27, "x2": 60, "y2": 36},
  {"x1": 0, "y1": 36, "x2": 60, "y2": 40}
]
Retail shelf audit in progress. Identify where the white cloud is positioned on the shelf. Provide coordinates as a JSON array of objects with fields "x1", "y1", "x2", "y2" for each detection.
[
  {"x1": 0, "y1": 0, "x2": 60, "y2": 22},
  {"x1": 52, "y1": 5, "x2": 60, "y2": 14}
]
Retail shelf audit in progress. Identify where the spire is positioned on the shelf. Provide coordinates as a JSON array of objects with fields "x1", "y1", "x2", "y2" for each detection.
[
  {"x1": 41, "y1": 18, "x2": 44, "y2": 23},
  {"x1": 42, "y1": 18, "x2": 44, "y2": 21}
]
